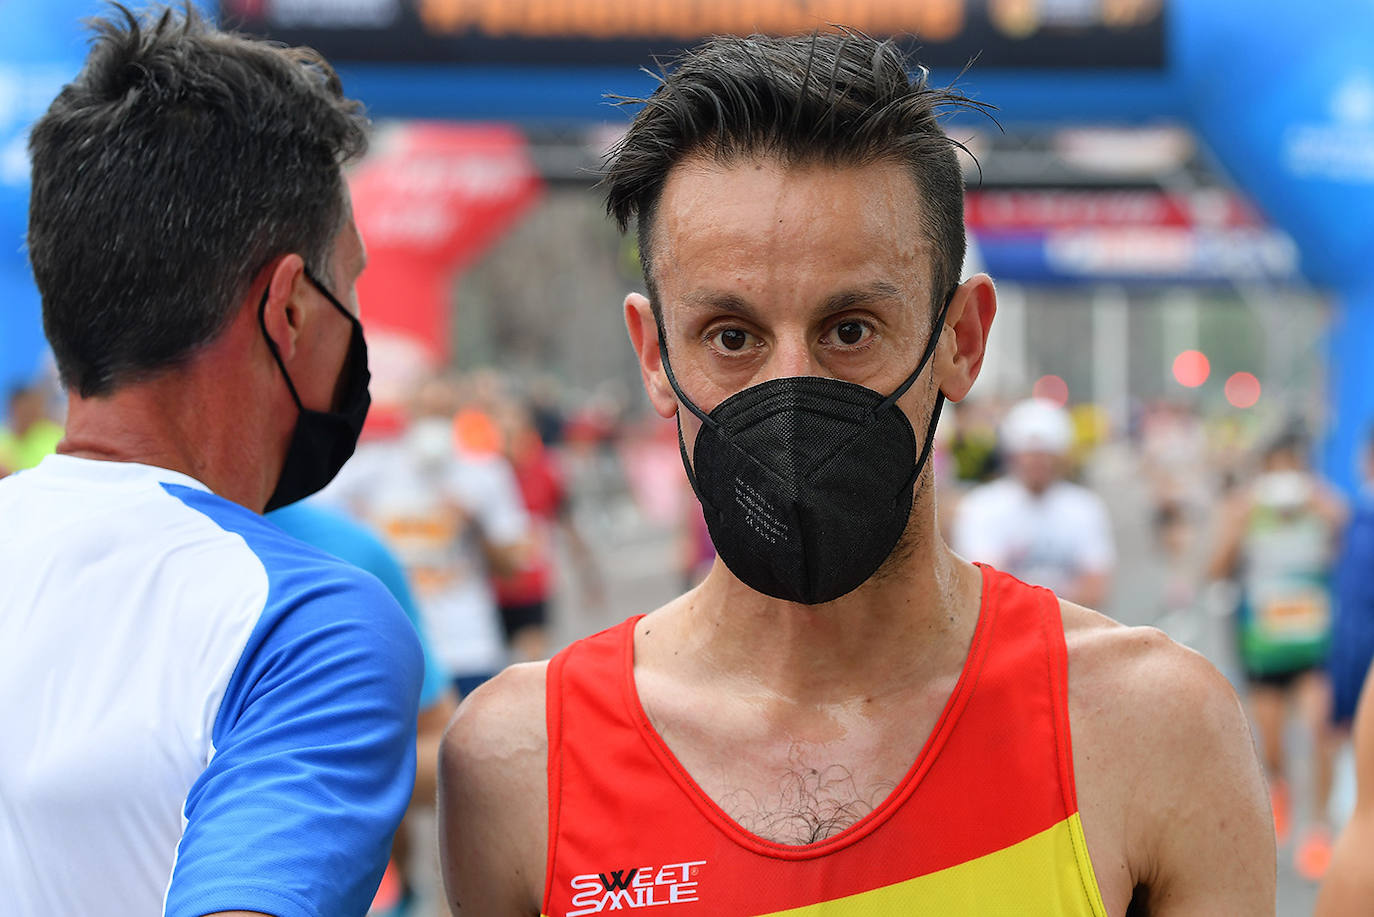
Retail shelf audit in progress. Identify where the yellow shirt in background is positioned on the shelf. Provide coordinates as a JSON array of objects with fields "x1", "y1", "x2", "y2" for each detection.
[{"x1": 0, "y1": 419, "x2": 63, "y2": 472}]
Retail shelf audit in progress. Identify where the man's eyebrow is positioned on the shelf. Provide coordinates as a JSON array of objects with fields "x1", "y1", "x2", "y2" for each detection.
[
  {"x1": 679, "y1": 290, "x2": 761, "y2": 321},
  {"x1": 676, "y1": 281, "x2": 907, "y2": 323},
  {"x1": 820, "y1": 281, "x2": 906, "y2": 315}
]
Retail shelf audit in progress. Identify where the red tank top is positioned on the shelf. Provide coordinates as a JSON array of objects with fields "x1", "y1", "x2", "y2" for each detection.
[{"x1": 542, "y1": 565, "x2": 1108, "y2": 916}]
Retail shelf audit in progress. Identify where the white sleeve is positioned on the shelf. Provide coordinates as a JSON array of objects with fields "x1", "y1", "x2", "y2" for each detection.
[
  {"x1": 951, "y1": 487, "x2": 1009, "y2": 568},
  {"x1": 452, "y1": 457, "x2": 529, "y2": 547},
  {"x1": 1071, "y1": 491, "x2": 1116, "y2": 573}
]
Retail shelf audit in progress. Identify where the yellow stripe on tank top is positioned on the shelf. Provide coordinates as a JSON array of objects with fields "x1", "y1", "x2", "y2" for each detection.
[
  {"x1": 758, "y1": 813, "x2": 1109, "y2": 917},
  {"x1": 540, "y1": 815, "x2": 1108, "y2": 917}
]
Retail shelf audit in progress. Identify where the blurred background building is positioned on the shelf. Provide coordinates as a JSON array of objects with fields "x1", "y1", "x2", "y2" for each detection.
[{"x1": 4, "y1": 2, "x2": 1374, "y2": 913}]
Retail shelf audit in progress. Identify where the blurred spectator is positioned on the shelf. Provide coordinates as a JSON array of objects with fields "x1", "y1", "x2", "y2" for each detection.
[
  {"x1": 490, "y1": 396, "x2": 602, "y2": 662},
  {"x1": 1329, "y1": 429, "x2": 1374, "y2": 730},
  {"x1": 1209, "y1": 428, "x2": 1346, "y2": 880},
  {"x1": 952, "y1": 397, "x2": 1115, "y2": 608},
  {"x1": 525, "y1": 374, "x2": 567, "y2": 447},
  {"x1": 1140, "y1": 400, "x2": 1212, "y2": 516},
  {"x1": 1138, "y1": 401, "x2": 1213, "y2": 633},
  {"x1": 947, "y1": 397, "x2": 1001, "y2": 484},
  {"x1": 323, "y1": 376, "x2": 530, "y2": 698},
  {"x1": 268, "y1": 499, "x2": 457, "y2": 917},
  {"x1": 0, "y1": 384, "x2": 63, "y2": 474}
]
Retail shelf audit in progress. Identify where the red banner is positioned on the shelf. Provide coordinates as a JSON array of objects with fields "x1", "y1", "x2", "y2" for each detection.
[
  {"x1": 348, "y1": 122, "x2": 543, "y2": 414},
  {"x1": 964, "y1": 189, "x2": 1261, "y2": 231}
]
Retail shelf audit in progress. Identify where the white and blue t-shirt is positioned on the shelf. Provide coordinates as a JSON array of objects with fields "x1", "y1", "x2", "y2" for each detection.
[{"x1": 0, "y1": 455, "x2": 424, "y2": 916}]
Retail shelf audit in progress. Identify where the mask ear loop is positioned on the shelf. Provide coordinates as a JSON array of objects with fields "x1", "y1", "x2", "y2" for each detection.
[
  {"x1": 881, "y1": 285, "x2": 959, "y2": 498},
  {"x1": 258, "y1": 283, "x2": 306, "y2": 413},
  {"x1": 653, "y1": 308, "x2": 717, "y2": 500},
  {"x1": 876, "y1": 285, "x2": 958, "y2": 413},
  {"x1": 654, "y1": 310, "x2": 717, "y2": 428},
  {"x1": 303, "y1": 269, "x2": 371, "y2": 404},
  {"x1": 258, "y1": 267, "x2": 360, "y2": 407}
]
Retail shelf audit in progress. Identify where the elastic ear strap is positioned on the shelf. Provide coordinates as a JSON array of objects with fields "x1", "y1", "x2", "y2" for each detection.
[
  {"x1": 304, "y1": 268, "x2": 358, "y2": 326},
  {"x1": 878, "y1": 284, "x2": 959, "y2": 412},
  {"x1": 653, "y1": 309, "x2": 717, "y2": 429},
  {"x1": 906, "y1": 392, "x2": 946, "y2": 492},
  {"x1": 257, "y1": 284, "x2": 305, "y2": 411},
  {"x1": 674, "y1": 413, "x2": 707, "y2": 506}
]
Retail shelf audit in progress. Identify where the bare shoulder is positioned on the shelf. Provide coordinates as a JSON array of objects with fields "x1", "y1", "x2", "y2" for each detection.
[
  {"x1": 1060, "y1": 600, "x2": 1237, "y2": 720},
  {"x1": 439, "y1": 661, "x2": 550, "y2": 916},
  {"x1": 440, "y1": 660, "x2": 549, "y2": 829},
  {"x1": 443, "y1": 659, "x2": 549, "y2": 763},
  {"x1": 1060, "y1": 600, "x2": 1274, "y2": 916},
  {"x1": 1060, "y1": 599, "x2": 1257, "y2": 793}
]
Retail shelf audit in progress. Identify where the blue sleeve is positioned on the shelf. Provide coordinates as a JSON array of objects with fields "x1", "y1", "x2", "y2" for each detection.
[
  {"x1": 268, "y1": 501, "x2": 448, "y2": 711},
  {"x1": 164, "y1": 570, "x2": 423, "y2": 917},
  {"x1": 360, "y1": 537, "x2": 449, "y2": 710}
]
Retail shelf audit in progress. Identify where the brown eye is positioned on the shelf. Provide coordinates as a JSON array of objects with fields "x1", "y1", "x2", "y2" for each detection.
[
  {"x1": 717, "y1": 329, "x2": 749, "y2": 351},
  {"x1": 835, "y1": 321, "x2": 867, "y2": 345}
]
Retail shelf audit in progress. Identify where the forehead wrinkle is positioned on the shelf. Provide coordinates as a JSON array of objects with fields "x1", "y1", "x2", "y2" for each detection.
[{"x1": 655, "y1": 157, "x2": 933, "y2": 316}]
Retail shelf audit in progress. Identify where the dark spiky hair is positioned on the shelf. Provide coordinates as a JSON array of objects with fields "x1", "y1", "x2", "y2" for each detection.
[
  {"x1": 603, "y1": 29, "x2": 989, "y2": 316},
  {"x1": 28, "y1": 2, "x2": 368, "y2": 397}
]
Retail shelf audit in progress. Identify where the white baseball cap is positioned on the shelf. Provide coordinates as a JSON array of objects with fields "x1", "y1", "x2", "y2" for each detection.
[{"x1": 1000, "y1": 398, "x2": 1073, "y2": 455}]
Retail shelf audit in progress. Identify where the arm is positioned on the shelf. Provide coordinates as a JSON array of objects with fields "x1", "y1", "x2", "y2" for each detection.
[
  {"x1": 1206, "y1": 493, "x2": 1249, "y2": 581},
  {"x1": 1068, "y1": 609, "x2": 1273, "y2": 916},
  {"x1": 165, "y1": 575, "x2": 424, "y2": 917},
  {"x1": 482, "y1": 531, "x2": 531, "y2": 579},
  {"x1": 1316, "y1": 674, "x2": 1374, "y2": 914},
  {"x1": 1128, "y1": 636, "x2": 1275, "y2": 914},
  {"x1": 455, "y1": 457, "x2": 532, "y2": 578},
  {"x1": 556, "y1": 492, "x2": 606, "y2": 606},
  {"x1": 439, "y1": 662, "x2": 549, "y2": 916},
  {"x1": 1064, "y1": 571, "x2": 1110, "y2": 610}
]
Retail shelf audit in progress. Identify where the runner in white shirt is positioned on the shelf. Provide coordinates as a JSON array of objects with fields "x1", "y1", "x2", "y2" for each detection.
[
  {"x1": 953, "y1": 398, "x2": 1115, "y2": 607},
  {"x1": 326, "y1": 415, "x2": 529, "y2": 695},
  {"x1": 0, "y1": 6, "x2": 421, "y2": 915}
]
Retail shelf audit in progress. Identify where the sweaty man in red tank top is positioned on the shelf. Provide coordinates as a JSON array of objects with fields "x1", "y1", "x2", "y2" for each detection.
[{"x1": 439, "y1": 31, "x2": 1274, "y2": 917}]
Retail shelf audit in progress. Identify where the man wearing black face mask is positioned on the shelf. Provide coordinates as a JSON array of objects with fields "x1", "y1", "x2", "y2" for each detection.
[
  {"x1": 441, "y1": 30, "x2": 1274, "y2": 917},
  {"x1": 0, "y1": 6, "x2": 422, "y2": 916}
]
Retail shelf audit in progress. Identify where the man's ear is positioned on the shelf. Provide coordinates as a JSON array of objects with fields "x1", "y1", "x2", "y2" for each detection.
[
  {"x1": 937, "y1": 273, "x2": 997, "y2": 403},
  {"x1": 624, "y1": 292, "x2": 679, "y2": 419},
  {"x1": 258, "y1": 254, "x2": 309, "y2": 362}
]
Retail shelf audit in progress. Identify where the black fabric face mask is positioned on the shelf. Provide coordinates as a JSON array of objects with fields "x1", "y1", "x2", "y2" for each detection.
[
  {"x1": 659, "y1": 287, "x2": 956, "y2": 605},
  {"x1": 259, "y1": 269, "x2": 371, "y2": 512}
]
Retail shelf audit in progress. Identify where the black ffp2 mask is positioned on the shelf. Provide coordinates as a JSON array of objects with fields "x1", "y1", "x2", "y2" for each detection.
[
  {"x1": 660, "y1": 288, "x2": 955, "y2": 605},
  {"x1": 259, "y1": 270, "x2": 371, "y2": 512}
]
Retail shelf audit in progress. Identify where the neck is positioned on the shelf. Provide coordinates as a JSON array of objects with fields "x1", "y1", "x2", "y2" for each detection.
[
  {"x1": 58, "y1": 360, "x2": 289, "y2": 512},
  {"x1": 674, "y1": 517, "x2": 982, "y2": 705}
]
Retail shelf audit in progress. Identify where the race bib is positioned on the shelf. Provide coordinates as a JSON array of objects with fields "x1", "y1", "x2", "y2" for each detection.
[{"x1": 1257, "y1": 588, "x2": 1330, "y2": 640}]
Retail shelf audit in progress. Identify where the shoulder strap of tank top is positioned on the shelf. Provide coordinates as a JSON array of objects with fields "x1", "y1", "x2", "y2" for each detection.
[{"x1": 543, "y1": 615, "x2": 643, "y2": 915}]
